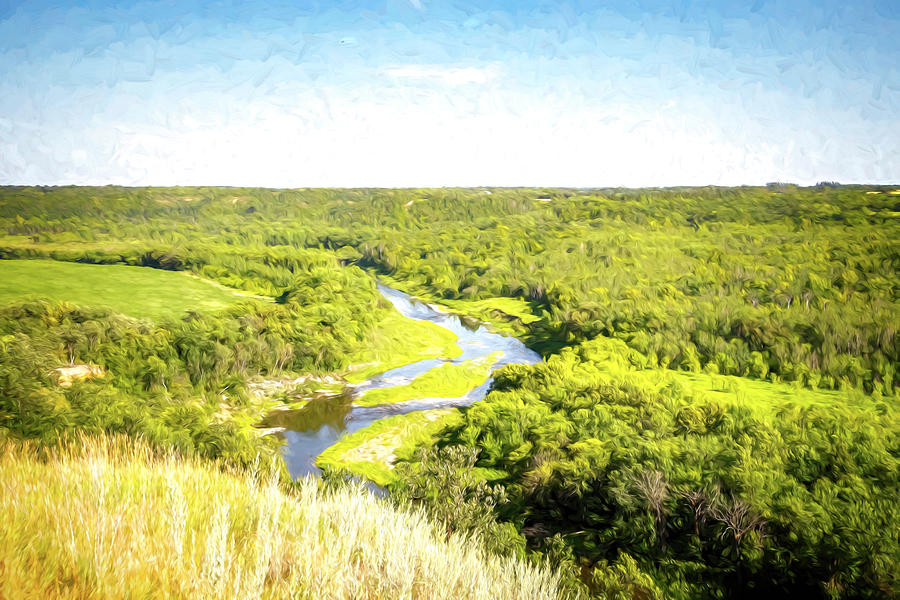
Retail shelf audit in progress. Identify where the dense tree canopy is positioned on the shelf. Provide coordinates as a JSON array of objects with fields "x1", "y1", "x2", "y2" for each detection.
[{"x1": 397, "y1": 338, "x2": 899, "y2": 598}]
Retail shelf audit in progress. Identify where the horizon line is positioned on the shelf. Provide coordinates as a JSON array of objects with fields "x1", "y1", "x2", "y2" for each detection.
[{"x1": 1, "y1": 182, "x2": 898, "y2": 191}]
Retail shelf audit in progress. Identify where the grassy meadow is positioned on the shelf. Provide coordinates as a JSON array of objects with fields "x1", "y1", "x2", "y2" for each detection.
[
  {"x1": 0, "y1": 259, "x2": 254, "y2": 321},
  {"x1": 317, "y1": 409, "x2": 458, "y2": 487},
  {"x1": 669, "y1": 369, "x2": 883, "y2": 415},
  {"x1": 343, "y1": 309, "x2": 462, "y2": 384},
  {"x1": 354, "y1": 352, "x2": 501, "y2": 406}
]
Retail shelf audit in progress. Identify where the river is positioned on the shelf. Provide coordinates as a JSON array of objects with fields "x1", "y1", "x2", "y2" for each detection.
[{"x1": 263, "y1": 283, "x2": 542, "y2": 479}]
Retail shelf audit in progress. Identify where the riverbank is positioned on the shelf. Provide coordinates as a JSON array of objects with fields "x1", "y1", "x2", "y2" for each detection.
[{"x1": 353, "y1": 352, "x2": 502, "y2": 407}]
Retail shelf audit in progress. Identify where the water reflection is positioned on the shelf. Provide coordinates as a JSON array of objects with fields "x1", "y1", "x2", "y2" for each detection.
[{"x1": 260, "y1": 391, "x2": 354, "y2": 432}]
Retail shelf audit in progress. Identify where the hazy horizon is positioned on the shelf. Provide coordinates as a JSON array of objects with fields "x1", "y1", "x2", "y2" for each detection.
[{"x1": 0, "y1": 182, "x2": 896, "y2": 190}]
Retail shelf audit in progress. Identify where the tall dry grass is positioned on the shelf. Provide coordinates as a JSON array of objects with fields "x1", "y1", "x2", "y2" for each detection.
[{"x1": 0, "y1": 435, "x2": 565, "y2": 600}]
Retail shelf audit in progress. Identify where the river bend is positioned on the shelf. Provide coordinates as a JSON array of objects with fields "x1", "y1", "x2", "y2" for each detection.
[{"x1": 267, "y1": 283, "x2": 542, "y2": 479}]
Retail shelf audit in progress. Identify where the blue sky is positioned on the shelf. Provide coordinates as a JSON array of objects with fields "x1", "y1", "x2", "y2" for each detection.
[{"x1": 0, "y1": 0, "x2": 897, "y2": 186}]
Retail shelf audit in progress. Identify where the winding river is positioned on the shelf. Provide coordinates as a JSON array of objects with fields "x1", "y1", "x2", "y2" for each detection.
[{"x1": 263, "y1": 283, "x2": 542, "y2": 479}]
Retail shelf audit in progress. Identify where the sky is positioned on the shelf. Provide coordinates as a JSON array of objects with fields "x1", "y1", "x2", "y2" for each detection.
[{"x1": 0, "y1": 0, "x2": 898, "y2": 187}]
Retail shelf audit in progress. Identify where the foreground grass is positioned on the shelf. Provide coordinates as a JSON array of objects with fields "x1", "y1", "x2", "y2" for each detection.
[
  {"x1": 0, "y1": 435, "x2": 564, "y2": 600},
  {"x1": 355, "y1": 352, "x2": 502, "y2": 407},
  {"x1": 317, "y1": 410, "x2": 458, "y2": 487},
  {"x1": 344, "y1": 309, "x2": 462, "y2": 384},
  {"x1": 0, "y1": 259, "x2": 253, "y2": 321}
]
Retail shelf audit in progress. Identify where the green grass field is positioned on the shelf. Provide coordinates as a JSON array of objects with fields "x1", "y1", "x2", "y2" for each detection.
[
  {"x1": 0, "y1": 259, "x2": 255, "y2": 321},
  {"x1": 343, "y1": 310, "x2": 463, "y2": 383},
  {"x1": 317, "y1": 409, "x2": 458, "y2": 487},
  {"x1": 354, "y1": 352, "x2": 502, "y2": 407},
  {"x1": 317, "y1": 409, "x2": 508, "y2": 487},
  {"x1": 669, "y1": 369, "x2": 886, "y2": 415}
]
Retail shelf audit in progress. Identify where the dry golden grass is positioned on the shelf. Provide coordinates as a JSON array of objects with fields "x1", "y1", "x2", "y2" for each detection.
[{"x1": 0, "y1": 435, "x2": 564, "y2": 600}]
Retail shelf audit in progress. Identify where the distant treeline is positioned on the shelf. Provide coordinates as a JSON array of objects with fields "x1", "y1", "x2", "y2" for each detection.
[{"x1": 2, "y1": 185, "x2": 896, "y2": 394}]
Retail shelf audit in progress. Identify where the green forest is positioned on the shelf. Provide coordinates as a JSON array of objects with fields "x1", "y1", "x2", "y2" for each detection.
[{"x1": 1, "y1": 184, "x2": 897, "y2": 599}]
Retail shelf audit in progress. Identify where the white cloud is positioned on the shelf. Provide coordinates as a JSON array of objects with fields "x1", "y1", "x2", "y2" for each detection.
[{"x1": 382, "y1": 64, "x2": 499, "y2": 86}]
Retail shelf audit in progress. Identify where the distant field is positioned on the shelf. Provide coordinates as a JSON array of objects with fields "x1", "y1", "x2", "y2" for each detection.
[
  {"x1": 0, "y1": 259, "x2": 255, "y2": 321},
  {"x1": 670, "y1": 369, "x2": 887, "y2": 415}
]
